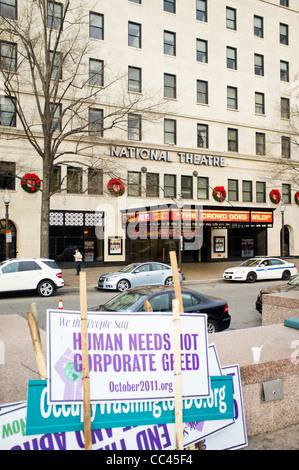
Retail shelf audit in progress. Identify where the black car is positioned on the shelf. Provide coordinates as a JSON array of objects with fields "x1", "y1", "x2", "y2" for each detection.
[
  {"x1": 255, "y1": 275, "x2": 299, "y2": 314},
  {"x1": 94, "y1": 285, "x2": 231, "y2": 333}
]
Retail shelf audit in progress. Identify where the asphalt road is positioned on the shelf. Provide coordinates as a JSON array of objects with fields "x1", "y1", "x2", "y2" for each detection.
[{"x1": 0, "y1": 278, "x2": 285, "y2": 331}]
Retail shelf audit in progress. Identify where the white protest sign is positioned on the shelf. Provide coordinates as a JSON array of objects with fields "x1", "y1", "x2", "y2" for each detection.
[
  {"x1": 47, "y1": 310, "x2": 210, "y2": 404},
  {"x1": 202, "y1": 364, "x2": 248, "y2": 450}
]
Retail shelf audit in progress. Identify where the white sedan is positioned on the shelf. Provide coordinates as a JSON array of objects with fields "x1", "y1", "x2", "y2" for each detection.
[{"x1": 223, "y1": 257, "x2": 297, "y2": 283}]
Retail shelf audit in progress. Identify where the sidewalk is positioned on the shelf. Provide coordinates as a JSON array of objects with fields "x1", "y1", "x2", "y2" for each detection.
[{"x1": 61, "y1": 259, "x2": 298, "y2": 290}]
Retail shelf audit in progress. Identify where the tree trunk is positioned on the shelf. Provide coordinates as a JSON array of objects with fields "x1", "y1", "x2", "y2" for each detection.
[{"x1": 40, "y1": 154, "x2": 51, "y2": 258}]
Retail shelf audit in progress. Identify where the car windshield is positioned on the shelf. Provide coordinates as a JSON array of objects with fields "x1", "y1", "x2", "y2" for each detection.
[
  {"x1": 118, "y1": 264, "x2": 140, "y2": 273},
  {"x1": 239, "y1": 259, "x2": 262, "y2": 267},
  {"x1": 103, "y1": 292, "x2": 147, "y2": 311},
  {"x1": 289, "y1": 276, "x2": 299, "y2": 286}
]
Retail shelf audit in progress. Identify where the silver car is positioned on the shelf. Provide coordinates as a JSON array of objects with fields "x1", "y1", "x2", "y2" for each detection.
[{"x1": 98, "y1": 262, "x2": 183, "y2": 292}]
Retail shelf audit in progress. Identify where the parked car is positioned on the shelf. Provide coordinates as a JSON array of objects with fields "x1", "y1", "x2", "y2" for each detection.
[
  {"x1": 223, "y1": 257, "x2": 297, "y2": 283},
  {"x1": 255, "y1": 275, "x2": 299, "y2": 314},
  {"x1": 0, "y1": 258, "x2": 64, "y2": 297},
  {"x1": 98, "y1": 262, "x2": 183, "y2": 292},
  {"x1": 93, "y1": 285, "x2": 231, "y2": 333}
]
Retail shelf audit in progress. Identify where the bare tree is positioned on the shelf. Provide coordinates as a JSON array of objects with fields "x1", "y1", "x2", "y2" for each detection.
[{"x1": 0, "y1": 0, "x2": 164, "y2": 257}]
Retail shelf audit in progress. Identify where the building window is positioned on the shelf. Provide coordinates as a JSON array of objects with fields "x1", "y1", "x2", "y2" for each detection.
[
  {"x1": 255, "y1": 92, "x2": 265, "y2": 114},
  {"x1": 242, "y1": 180, "x2": 252, "y2": 202},
  {"x1": 0, "y1": 161, "x2": 15, "y2": 190},
  {"x1": 181, "y1": 175, "x2": 193, "y2": 199},
  {"x1": 280, "y1": 0, "x2": 289, "y2": 6},
  {"x1": 226, "y1": 7, "x2": 236, "y2": 30},
  {"x1": 89, "y1": 59, "x2": 104, "y2": 87},
  {"x1": 280, "y1": 23, "x2": 289, "y2": 45},
  {"x1": 88, "y1": 169, "x2": 103, "y2": 195},
  {"x1": 254, "y1": 54, "x2": 264, "y2": 76},
  {"x1": 128, "y1": 113, "x2": 141, "y2": 140},
  {"x1": 48, "y1": 2, "x2": 62, "y2": 30},
  {"x1": 256, "y1": 132, "x2": 266, "y2": 155},
  {"x1": 227, "y1": 86, "x2": 238, "y2": 110},
  {"x1": 164, "y1": 174, "x2": 176, "y2": 198},
  {"x1": 196, "y1": 0, "x2": 207, "y2": 22},
  {"x1": 227, "y1": 128, "x2": 238, "y2": 152},
  {"x1": 51, "y1": 166, "x2": 61, "y2": 193},
  {"x1": 164, "y1": 73, "x2": 176, "y2": 99},
  {"x1": 0, "y1": 0, "x2": 17, "y2": 19},
  {"x1": 89, "y1": 12, "x2": 104, "y2": 40},
  {"x1": 129, "y1": 0, "x2": 141, "y2": 3},
  {"x1": 228, "y1": 179, "x2": 238, "y2": 201},
  {"x1": 197, "y1": 176, "x2": 209, "y2": 199},
  {"x1": 196, "y1": 39, "x2": 208, "y2": 63},
  {"x1": 282, "y1": 136, "x2": 291, "y2": 159},
  {"x1": 0, "y1": 41, "x2": 17, "y2": 72},
  {"x1": 128, "y1": 171, "x2": 141, "y2": 196},
  {"x1": 67, "y1": 167, "x2": 82, "y2": 193},
  {"x1": 254, "y1": 15, "x2": 263, "y2": 38},
  {"x1": 146, "y1": 172, "x2": 159, "y2": 197},
  {"x1": 164, "y1": 119, "x2": 176, "y2": 145},
  {"x1": 256, "y1": 182, "x2": 266, "y2": 203},
  {"x1": 50, "y1": 103, "x2": 62, "y2": 132},
  {"x1": 0, "y1": 96, "x2": 16, "y2": 127},
  {"x1": 281, "y1": 97, "x2": 290, "y2": 119},
  {"x1": 227, "y1": 46, "x2": 237, "y2": 70},
  {"x1": 282, "y1": 183, "x2": 291, "y2": 203},
  {"x1": 128, "y1": 66, "x2": 142, "y2": 92},
  {"x1": 50, "y1": 51, "x2": 62, "y2": 80},
  {"x1": 164, "y1": 31, "x2": 176, "y2": 56},
  {"x1": 128, "y1": 21, "x2": 142, "y2": 48},
  {"x1": 164, "y1": 0, "x2": 175, "y2": 14},
  {"x1": 197, "y1": 80, "x2": 208, "y2": 104},
  {"x1": 197, "y1": 123, "x2": 208, "y2": 148},
  {"x1": 89, "y1": 108, "x2": 103, "y2": 135},
  {"x1": 280, "y1": 60, "x2": 289, "y2": 82}
]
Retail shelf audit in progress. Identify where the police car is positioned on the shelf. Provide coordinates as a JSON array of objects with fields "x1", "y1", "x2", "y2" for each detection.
[{"x1": 223, "y1": 257, "x2": 297, "y2": 283}]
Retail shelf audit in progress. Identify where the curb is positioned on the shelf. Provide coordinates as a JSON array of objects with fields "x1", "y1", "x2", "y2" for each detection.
[{"x1": 61, "y1": 278, "x2": 224, "y2": 293}]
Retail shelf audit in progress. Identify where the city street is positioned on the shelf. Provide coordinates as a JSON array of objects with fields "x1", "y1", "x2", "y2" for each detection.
[{"x1": 0, "y1": 278, "x2": 284, "y2": 331}]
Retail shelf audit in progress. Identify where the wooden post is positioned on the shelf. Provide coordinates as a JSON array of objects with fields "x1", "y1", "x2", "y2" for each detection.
[
  {"x1": 172, "y1": 298, "x2": 183, "y2": 450},
  {"x1": 27, "y1": 303, "x2": 47, "y2": 380},
  {"x1": 79, "y1": 272, "x2": 92, "y2": 451}
]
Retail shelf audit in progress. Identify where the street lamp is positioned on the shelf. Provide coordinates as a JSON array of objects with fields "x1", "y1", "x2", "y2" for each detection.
[
  {"x1": 280, "y1": 201, "x2": 286, "y2": 258},
  {"x1": 2, "y1": 189, "x2": 11, "y2": 259},
  {"x1": 175, "y1": 196, "x2": 184, "y2": 268}
]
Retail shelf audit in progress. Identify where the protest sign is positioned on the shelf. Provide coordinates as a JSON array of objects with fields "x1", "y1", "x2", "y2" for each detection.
[
  {"x1": 1, "y1": 401, "x2": 232, "y2": 451},
  {"x1": 26, "y1": 375, "x2": 234, "y2": 435},
  {"x1": 47, "y1": 309, "x2": 210, "y2": 404},
  {"x1": 200, "y1": 365, "x2": 248, "y2": 450}
]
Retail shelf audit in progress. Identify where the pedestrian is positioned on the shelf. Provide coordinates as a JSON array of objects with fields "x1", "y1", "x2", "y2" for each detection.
[{"x1": 73, "y1": 248, "x2": 82, "y2": 275}]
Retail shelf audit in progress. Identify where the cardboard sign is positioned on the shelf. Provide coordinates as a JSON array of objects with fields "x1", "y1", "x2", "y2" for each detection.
[
  {"x1": 47, "y1": 310, "x2": 210, "y2": 404},
  {"x1": 26, "y1": 376, "x2": 234, "y2": 435}
]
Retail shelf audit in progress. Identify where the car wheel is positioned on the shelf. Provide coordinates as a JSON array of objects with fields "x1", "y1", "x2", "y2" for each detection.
[
  {"x1": 117, "y1": 279, "x2": 130, "y2": 292},
  {"x1": 207, "y1": 319, "x2": 218, "y2": 334},
  {"x1": 164, "y1": 276, "x2": 174, "y2": 286},
  {"x1": 246, "y1": 272, "x2": 257, "y2": 283},
  {"x1": 38, "y1": 280, "x2": 55, "y2": 297},
  {"x1": 282, "y1": 270, "x2": 291, "y2": 280}
]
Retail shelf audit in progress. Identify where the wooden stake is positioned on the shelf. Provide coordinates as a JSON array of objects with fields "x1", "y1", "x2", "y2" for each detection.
[
  {"x1": 27, "y1": 304, "x2": 47, "y2": 380},
  {"x1": 172, "y1": 298, "x2": 183, "y2": 450},
  {"x1": 79, "y1": 272, "x2": 92, "y2": 451},
  {"x1": 144, "y1": 299, "x2": 153, "y2": 312},
  {"x1": 169, "y1": 251, "x2": 183, "y2": 313}
]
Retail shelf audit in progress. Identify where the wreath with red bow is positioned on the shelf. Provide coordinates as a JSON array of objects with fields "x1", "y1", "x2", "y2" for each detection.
[
  {"x1": 269, "y1": 189, "x2": 281, "y2": 204},
  {"x1": 212, "y1": 186, "x2": 226, "y2": 203},
  {"x1": 295, "y1": 191, "x2": 299, "y2": 206},
  {"x1": 107, "y1": 177, "x2": 125, "y2": 197},
  {"x1": 21, "y1": 173, "x2": 41, "y2": 193}
]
